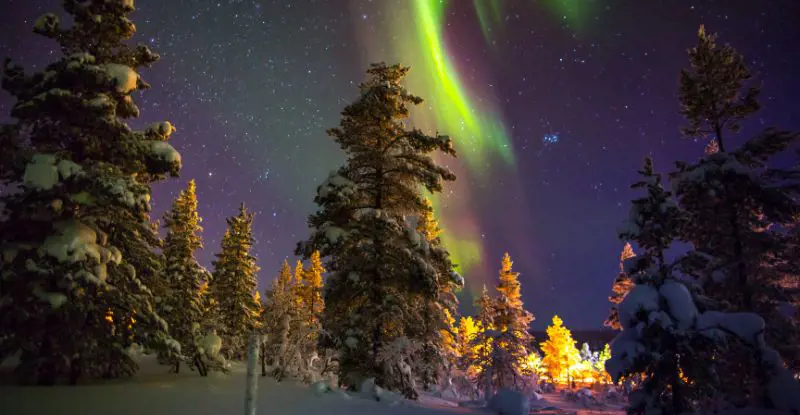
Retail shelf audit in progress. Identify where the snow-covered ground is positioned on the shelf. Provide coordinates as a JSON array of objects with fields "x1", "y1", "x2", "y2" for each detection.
[{"x1": 0, "y1": 355, "x2": 624, "y2": 415}]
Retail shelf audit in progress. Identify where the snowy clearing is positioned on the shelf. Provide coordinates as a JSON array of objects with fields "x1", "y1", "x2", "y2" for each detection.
[
  {"x1": 0, "y1": 356, "x2": 477, "y2": 415},
  {"x1": 0, "y1": 355, "x2": 629, "y2": 415}
]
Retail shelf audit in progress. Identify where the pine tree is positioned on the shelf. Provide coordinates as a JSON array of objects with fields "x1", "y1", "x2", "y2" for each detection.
[
  {"x1": 209, "y1": 203, "x2": 261, "y2": 360},
  {"x1": 674, "y1": 25, "x2": 800, "y2": 372},
  {"x1": 605, "y1": 243, "x2": 637, "y2": 330},
  {"x1": 300, "y1": 251, "x2": 325, "y2": 354},
  {"x1": 296, "y1": 63, "x2": 457, "y2": 398},
  {"x1": 540, "y1": 315, "x2": 581, "y2": 385},
  {"x1": 488, "y1": 253, "x2": 534, "y2": 391},
  {"x1": 414, "y1": 198, "x2": 463, "y2": 390},
  {"x1": 611, "y1": 156, "x2": 721, "y2": 413},
  {"x1": 159, "y1": 180, "x2": 212, "y2": 374},
  {"x1": 609, "y1": 156, "x2": 800, "y2": 414},
  {"x1": 303, "y1": 251, "x2": 325, "y2": 325},
  {"x1": 0, "y1": 0, "x2": 180, "y2": 384}
]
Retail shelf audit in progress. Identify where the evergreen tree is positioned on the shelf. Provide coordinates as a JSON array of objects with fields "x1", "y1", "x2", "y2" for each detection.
[
  {"x1": 610, "y1": 157, "x2": 713, "y2": 413},
  {"x1": 415, "y1": 197, "x2": 463, "y2": 390},
  {"x1": 540, "y1": 315, "x2": 581, "y2": 385},
  {"x1": 673, "y1": 25, "x2": 800, "y2": 372},
  {"x1": 303, "y1": 250, "x2": 325, "y2": 327},
  {"x1": 605, "y1": 243, "x2": 637, "y2": 330},
  {"x1": 488, "y1": 253, "x2": 534, "y2": 391},
  {"x1": 296, "y1": 63, "x2": 457, "y2": 398},
  {"x1": 159, "y1": 180, "x2": 212, "y2": 374},
  {"x1": 263, "y1": 260, "x2": 302, "y2": 380},
  {"x1": 209, "y1": 203, "x2": 261, "y2": 360},
  {"x1": 609, "y1": 156, "x2": 800, "y2": 414},
  {"x1": 299, "y1": 251, "x2": 325, "y2": 358},
  {"x1": 0, "y1": 0, "x2": 180, "y2": 384}
]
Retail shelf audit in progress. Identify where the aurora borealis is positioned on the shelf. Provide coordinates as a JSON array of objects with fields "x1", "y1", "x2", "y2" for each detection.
[{"x1": 2, "y1": 0, "x2": 799, "y2": 328}]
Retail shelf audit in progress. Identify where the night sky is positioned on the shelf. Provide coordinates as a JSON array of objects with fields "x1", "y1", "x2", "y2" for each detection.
[{"x1": 2, "y1": 0, "x2": 799, "y2": 329}]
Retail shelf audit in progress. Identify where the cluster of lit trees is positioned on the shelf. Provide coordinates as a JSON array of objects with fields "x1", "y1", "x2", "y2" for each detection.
[
  {"x1": 447, "y1": 255, "x2": 613, "y2": 397},
  {"x1": 455, "y1": 311, "x2": 612, "y2": 393}
]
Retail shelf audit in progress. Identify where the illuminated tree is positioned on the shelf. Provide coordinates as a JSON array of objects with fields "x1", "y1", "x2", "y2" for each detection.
[
  {"x1": 160, "y1": 180, "x2": 213, "y2": 374},
  {"x1": 540, "y1": 315, "x2": 581, "y2": 385},
  {"x1": 0, "y1": 0, "x2": 181, "y2": 384},
  {"x1": 456, "y1": 315, "x2": 482, "y2": 375},
  {"x1": 605, "y1": 243, "x2": 636, "y2": 330},
  {"x1": 296, "y1": 63, "x2": 457, "y2": 398},
  {"x1": 210, "y1": 204, "x2": 261, "y2": 360},
  {"x1": 301, "y1": 251, "x2": 325, "y2": 332}
]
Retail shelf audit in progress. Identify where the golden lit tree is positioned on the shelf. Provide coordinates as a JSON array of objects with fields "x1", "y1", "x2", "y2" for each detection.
[
  {"x1": 302, "y1": 251, "x2": 325, "y2": 323},
  {"x1": 540, "y1": 315, "x2": 581, "y2": 384}
]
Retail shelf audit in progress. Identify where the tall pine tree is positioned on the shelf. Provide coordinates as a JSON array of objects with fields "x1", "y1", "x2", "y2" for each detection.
[
  {"x1": 0, "y1": 0, "x2": 180, "y2": 384},
  {"x1": 673, "y1": 25, "x2": 800, "y2": 372},
  {"x1": 489, "y1": 253, "x2": 534, "y2": 391},
  {"x1": 159, "y1": 180, "x2": 211, "y2": 374},
  {"x1": 210, "y1": 203, "x2": 261, "y2": 360},
  {"x1": 604, "y1": 243, "x2": 637, "y2": 330},
  {"x1": 297, "y1": 63, "x2": 457, "y2": 398}
]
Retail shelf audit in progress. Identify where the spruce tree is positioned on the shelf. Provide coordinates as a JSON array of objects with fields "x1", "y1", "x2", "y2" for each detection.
[
  {"x1": 609, "y1": 156, "x2": 800, "y2": 414},
  {"x1": 300, "y1": 251, "x2": 325, "y2": 353},
  {"x1": 210, "y1": 203, "x2": 261, "y2": 360},
  {"x1": 674, "y1": 25, "x2": 800, "y2": 371},
  {"x1": 0, "y1": 0, "x2": 180, "y2": 384},
  {"x1": 488, "y1": 253, "x2": 534, "y2": 391},
  {"x1": 159, "y1": 180, "x2": 211, "y2": 374},
  {"x1": 610, "y1": 157, "x2": 714, "y2": 413},
  {"x1": 296, "y1": 63, "x2": 457, "y2": 398},
  {"x1": 540, "y1": 315, "x2": 581, "y2": 385},
  {"x1": 605, "y1": 243, "x2": 637, "y2": 330}
]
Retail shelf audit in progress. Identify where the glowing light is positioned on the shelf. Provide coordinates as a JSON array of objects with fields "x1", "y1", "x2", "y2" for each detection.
[
  {"x1": 408, "y1": 0, "x2": 514, "y2": 171},
  {"x1": 543, "y1": 133, "x2": 560, "y2": 144}
]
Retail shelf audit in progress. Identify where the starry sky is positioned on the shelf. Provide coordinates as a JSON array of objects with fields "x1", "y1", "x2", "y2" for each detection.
[{"x1": 2, "y1": 0, "x2": 799, "y2": 330}]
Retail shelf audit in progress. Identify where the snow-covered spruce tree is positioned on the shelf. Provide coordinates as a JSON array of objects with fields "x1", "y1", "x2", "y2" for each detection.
[
  {"x1": 609, "y1": 156, "x2": 800, "y2": 414},
  {"x1": 605, "y1": 243, "x2": 637, "y2": 330},
  {"x1": 0, "y1": 0, "x2": 181, "y2": 385},
  {"x1": 610, "y1": 156, "x2": 718, "y2": 413},
  {"x1": 263, "y1": 260, "x2": 306, "y2": 380},
  {"x1": 297, "y1": 251, "x2": 325, "y2": 367},
  {"x1": 483, "y1": 253, "x2": 534, "y2": 392},
  {"x1": 414, "y1": 197, "x2": 463, "y2": 391},
  {"x1": 673, "y1": 25, "x2": 800, "y2": 372},
  {"x1": 296, "y1": 63, "x2": 457, "y2": 399},
  {"x1": 209, "y1": 203, "x2": 261, "y2": 360},
  {"x1": 471, "y1": 285, "x2": 497, "y2": 399},
  {"x1": 159, "y1": 180, "x2": 216, "y2": 375}
]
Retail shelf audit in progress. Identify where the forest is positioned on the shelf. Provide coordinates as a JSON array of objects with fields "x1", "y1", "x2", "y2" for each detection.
[{"x1": 0, "y1": 1, "x2": 798, "y2": 415}]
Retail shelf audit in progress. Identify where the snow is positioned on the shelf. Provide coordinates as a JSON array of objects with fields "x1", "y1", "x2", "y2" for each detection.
[
  {"x1": 0, "y1": 355, "x2": 476, "y2": 415},
  {"x1": 324, "y1": 225, "x2": 347, "y2": 244},
  {"x1": 149, "y1": 141, "x2": 182, "y2": 165},
  {"x1": 22, "y1": 155, "x2": 84, "y2": 190},
  {"x1": 33, "y1": 13, "x2": 58, "y2": 32},
  {"x1": 32, "y1": 286, "x2": 68, "y2": 309},
  {"x1": 659, "y1": 280, "x2": 698, "y2": 328},
  {"x1": 39, "y1": 220, "x2": 107, "y2": 265},
  {"x1": 696, "y1": 311, "x2": 765, "y2": 345},
  {"x1": 488, "y1": 388, "x2": 530, "y2": 415},
  {"x1": 23, "y1": 154, "x2": 58, "y2": 190},
  {"x1": 57, "y1": 159, "x2": 83, "y2": 180},
  {"x1": 102, "y1": 64, "x2": 139, "y2": 93},
  {"x1": 606, "y1": 326, "x2": 645, "y2": 382},
  {"x1": 199, "y1": 330, "x2": 222, "y2": 358},
  {"x1": 147, "y1": 121, "x2": 176, "y2": 138},
  {"x1": 618, "y1": 284, "x2": 659, "y2": 328}
]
